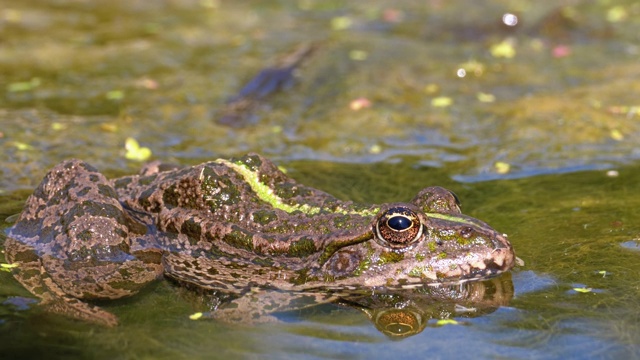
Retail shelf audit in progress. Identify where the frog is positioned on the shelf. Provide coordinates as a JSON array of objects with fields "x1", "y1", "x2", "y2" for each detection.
[{"x1": 3, "y1": 153, "x2": 516, "y2": 326}]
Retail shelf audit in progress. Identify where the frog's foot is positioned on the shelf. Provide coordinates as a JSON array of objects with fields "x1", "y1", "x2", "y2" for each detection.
[
  {"x1": 6, "y1": 159, "x2": 164, "y2": 325},
  {"x1": 162, "y1": 252, "x2": 254, "y2": 294},
  {"x1": 209, "y1": 289, "x2": 338, "y2": 324},
  {"x1": 4, "y1": 237, "x2": 119, "y2": 326},
  {"x1": 43, "y1": 293, "x2": 119, "y2": 327}
]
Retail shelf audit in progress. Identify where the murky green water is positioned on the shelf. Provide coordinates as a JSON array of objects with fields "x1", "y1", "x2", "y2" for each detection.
[{"x1": 2, "y1": 0, "x2": 640, "y2": 359}]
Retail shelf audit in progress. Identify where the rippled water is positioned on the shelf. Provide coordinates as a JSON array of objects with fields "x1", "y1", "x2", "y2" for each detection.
[{"x1": 1, "y1": 1, "x2": 640, "y2": 359}]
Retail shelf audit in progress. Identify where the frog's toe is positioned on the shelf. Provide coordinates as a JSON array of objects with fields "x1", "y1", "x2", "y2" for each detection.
[{"x1": 44, "y1": 296, "x2": 119, "y2": 327}]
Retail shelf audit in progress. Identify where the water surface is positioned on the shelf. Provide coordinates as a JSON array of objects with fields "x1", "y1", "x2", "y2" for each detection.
[{"x1": 1, "y1": 1, "x2": 640, "y2": 359}]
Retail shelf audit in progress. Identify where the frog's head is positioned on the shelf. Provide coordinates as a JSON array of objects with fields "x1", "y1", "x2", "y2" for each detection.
[{"x1": 320, "y1": 186, "x2": 515, "y2": 287}]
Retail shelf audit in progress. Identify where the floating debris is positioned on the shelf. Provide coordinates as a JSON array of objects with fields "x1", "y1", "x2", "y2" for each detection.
[
  {"x1": 189, "y1": 312, "x2": 203, "y2": 320},
  {"x1": 435, "y1": 319, "x2": 459, "y2": 326},
  {"x1": 494, "y1": 162, "x2": 511, "y2": 174},
  {"x1": 134, "y1": 77, "x2": 159, "y2": 90},
  {"x1": 10, "y1": 141, "x2": 33, "y2": 151},
  {"x1": 331, "y1": 16, "x2": 352, "y2": 30},
  {"x1": 431, "y1": 96, "x2": 452, "y2": 108},
  {"x1": 382, "y1": 8, "x2": 404, "y2": 23},
  {"x1": 0, "y1": 263, "x2": 18, "y2": 272},
  {"x1": 477, "y1": 92, "x2": 496, "y2": 103},
  {"x1": 349, "y1": 49, "x2": 368, "y2": 61},
  {"x1": 7, "y1": 78, "x2": 41, "y2": 92},
  {"x1": 490, "y1": 39, "x2": 516, "y2": 58},
  {"x1": 349, "y1": 97, "x2": 372, "y2": 111},
  {"x1": 552, "y1": 45, "x2": 571, "y2": 58},
  {"x1": 106, "y1": 90, "x2": 125, "y2": 100},
  {"x1": 572, "y1": 287, "x2": 592, "y2": 293},
  {"x1": 609, "y1": 129, "x2": 623, "y2": 141},
  {"x1": 51, "y1": 122, "x2": 67, "y2": 131},
  {"x1": 124, "y1": 137, "x2": 152, "y2": 161},
  {"x1": 606, "y1": 6, "x2": 628, "y2": 23}
]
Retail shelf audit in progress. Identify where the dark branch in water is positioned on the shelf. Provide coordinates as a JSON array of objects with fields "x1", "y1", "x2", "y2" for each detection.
[{"x1": 217, "y1": 43, "x2": 319, "y2": 127}]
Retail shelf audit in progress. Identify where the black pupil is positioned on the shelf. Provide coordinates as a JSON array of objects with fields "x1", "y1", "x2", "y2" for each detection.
[{"x1": 388, "y1": 216, "x2": 412, "y2": 231}]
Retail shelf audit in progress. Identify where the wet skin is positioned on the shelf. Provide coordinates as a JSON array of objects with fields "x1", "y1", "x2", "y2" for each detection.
[{"x1": 4, "y1": 153, "x2": 515, "y2": 325}]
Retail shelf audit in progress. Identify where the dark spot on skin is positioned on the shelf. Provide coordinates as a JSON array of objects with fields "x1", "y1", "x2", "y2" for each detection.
[
  {"x1": 378, "y1": 251, "x2": 404, "y2": 264},
  {"x1": 9, "y1": 218, "x2": 42, "y2": 240},
  {"x1": 231, "y1": 154, "x2": 263, "y2": 172},
  {"x1": 113, "y1": 177, "x2": 132, "y2": 189},
  {"x1": 97, "y1": 184, "x2": 118, "y2": 199},
  {"x1": 287, "y1": 237, "x2": 317, "y2": 257},
  {"x1": 89, "y1": 174, "x2": 100, "y2": 183},
  {"x1": 60, "y1": 202, "x2": 126, "y2": 231},
  {"x1": 66, "y1": 242, "x2": 132, "y2": 264},
  {"x1": 164, "y1": 221, "x2": 179, "y2": 234},
  {"x1": 76, "y1": 186, "x2": 91, "y2": 197},
  {"x1": 76, "y1": 229, "x2": 93, "y2": 242},
  {"x1": 252, "y1": 257, "x2": 275, "y2": 267},
  {"x1": 162, "y1": 184, "x2": 180, "y2": 208},
  {"x1": 78, "y1": 162, "x2": 98, "y2": 172},
  {"x1": 137, "y1": 187, "x2": 157, "y2": 211},
  {"x1": 289, "y1": 268, "x2": 318, "y2": 285},
  {"x1": 200, "y1": 168, "x2": 243, "y2": 209},
  {"x1": 137, "y1": 174, "x2": 157, "y2": 186},
  {"x1": 133, "y1": 249, "x2": 162, "y2": 264},
  {"x1": 5, "y1": 242, "x2": 39, "y2": 263},
  {"x1": 252, "y1": 209, "x2": 278, "y2": 225},
  {"x1": 180, "y1": 218, "x2": 202, "y2": 244},
  {"x1": 274, "y1": 182, "x2": 314, "y2": 201},
  {"x1": 91, "y1": 201, "x2": 127, "y2": 220},
  {"x1": 222, "y1": 225, "x2": 254, "y2": 252}
]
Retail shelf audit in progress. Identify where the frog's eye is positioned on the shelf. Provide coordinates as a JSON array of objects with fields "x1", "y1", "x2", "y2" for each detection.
[{"x1": 374, "y1": 207, "x2": 423, "y2": 248}]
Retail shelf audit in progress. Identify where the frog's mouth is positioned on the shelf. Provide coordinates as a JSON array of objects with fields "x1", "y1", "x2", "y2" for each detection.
[{"x1": 418, "y1": 233, "x2": 516, "y2": 287}]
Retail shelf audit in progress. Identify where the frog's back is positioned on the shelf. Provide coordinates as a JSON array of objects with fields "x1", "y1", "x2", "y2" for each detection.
[{"x1": 113, "y1": 154, "x2": 376, "y2": 262}]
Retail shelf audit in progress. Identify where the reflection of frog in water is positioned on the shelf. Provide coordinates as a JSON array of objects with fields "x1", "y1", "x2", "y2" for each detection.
[{"x1": 4, "y1": 153, "x2": 515, "y2": 327}]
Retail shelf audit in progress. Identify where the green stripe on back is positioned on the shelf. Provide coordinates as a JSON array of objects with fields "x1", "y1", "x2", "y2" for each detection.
[{"x1": 216, "y1": 159, "x2": 378, "y2": 216}]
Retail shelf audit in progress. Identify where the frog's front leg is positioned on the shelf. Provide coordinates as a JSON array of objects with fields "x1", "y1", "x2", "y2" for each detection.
[
  {"x1": 4, "y1": 237, "x2": 120, "y2": 326},
  {"x1": 5, "y1": 160, "x2": 164, "y2": 326}
]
